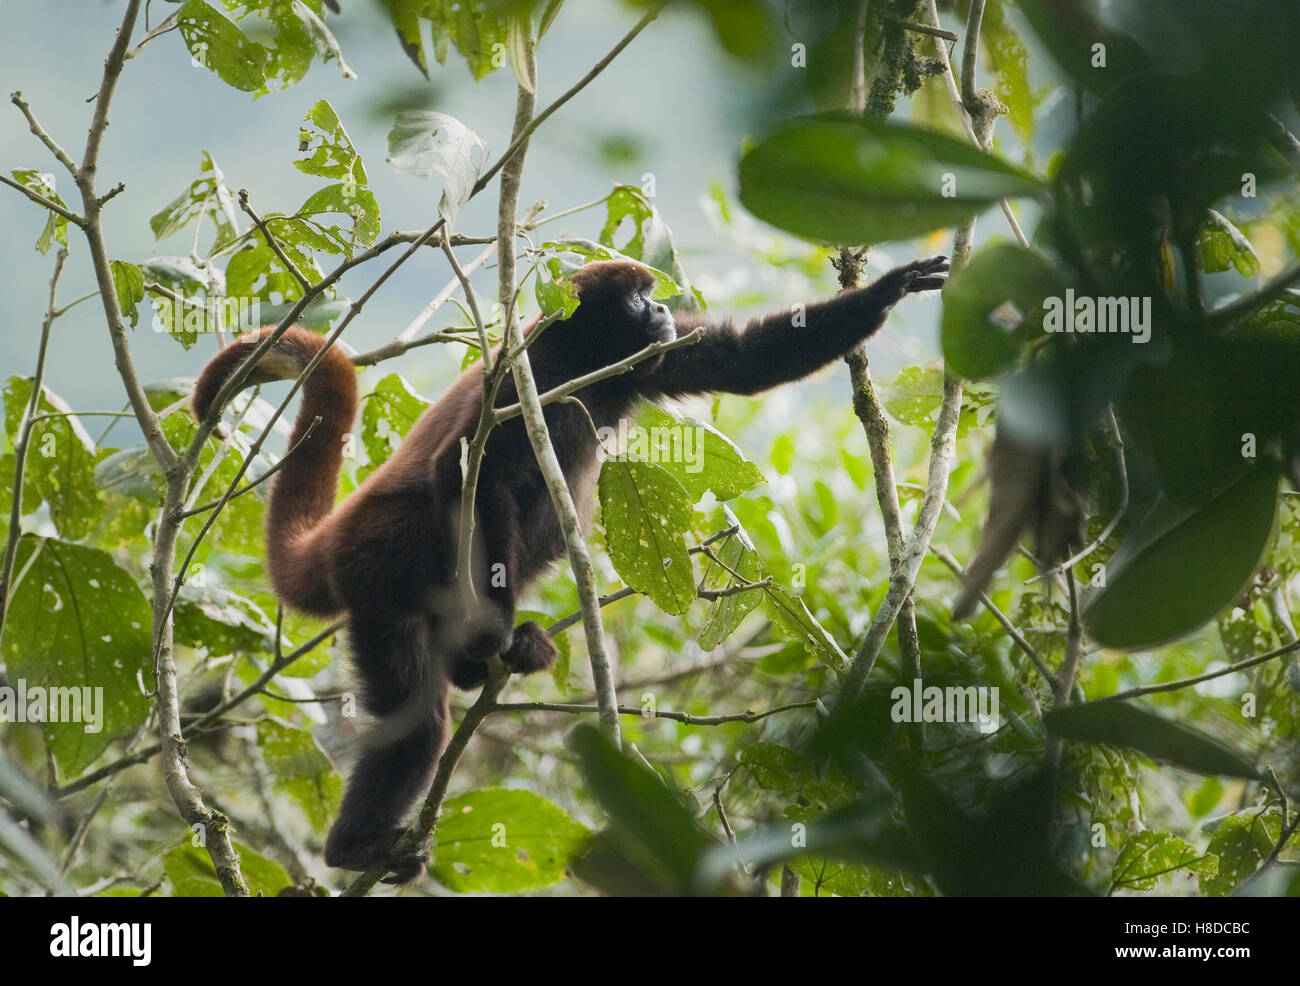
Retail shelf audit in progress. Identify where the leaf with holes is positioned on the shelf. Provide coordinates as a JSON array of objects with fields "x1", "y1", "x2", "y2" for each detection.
[
  {"x1": 599, "y1": 458, "x2": 695, "y2": 615},
  {"x1": 432, "y1": 788, "x2": 589, "y2": 893},
  {"x1": 1, "y1": 537, "x2": 152, "y2": 775}
]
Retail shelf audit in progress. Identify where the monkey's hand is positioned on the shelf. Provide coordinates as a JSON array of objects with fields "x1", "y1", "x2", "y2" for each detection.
[{"x1": 871, "y1": 255, "x2": 949, "y2": 306}]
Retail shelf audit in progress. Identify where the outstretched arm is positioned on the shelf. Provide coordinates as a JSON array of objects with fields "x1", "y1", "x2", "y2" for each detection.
[{"x1": 640, "y1": 256, "x2": 947, "y2": 399}]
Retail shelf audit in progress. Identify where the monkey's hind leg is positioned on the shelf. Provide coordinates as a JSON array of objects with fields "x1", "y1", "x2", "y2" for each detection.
[{"x1": 324, "y1": 615, "x2": 449, "y2": 884}]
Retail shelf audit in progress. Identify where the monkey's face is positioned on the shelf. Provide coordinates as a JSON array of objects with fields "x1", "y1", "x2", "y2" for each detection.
[
  {"x1": 626, "y1": 281, "x2": 676, "y2": 346},
  {"x1": 566, "y1": 261, "x2": 677, "y2": 371}
]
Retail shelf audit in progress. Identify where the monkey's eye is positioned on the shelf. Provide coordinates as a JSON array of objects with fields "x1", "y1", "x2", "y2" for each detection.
[{"x1": 629, "y1": 292, "x2": 645, "y2": 307}]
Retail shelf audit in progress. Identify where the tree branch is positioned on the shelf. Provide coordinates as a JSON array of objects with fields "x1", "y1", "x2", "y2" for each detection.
[
  {"x1": 491, "y1": 700, "x2": 817, "y2": 726},
  {"x1": 492, "y1": 328, "x2": 703, "y2": 424},
  {"x1": 495, "y1": 33, "x2": 621, "y2": 743}
]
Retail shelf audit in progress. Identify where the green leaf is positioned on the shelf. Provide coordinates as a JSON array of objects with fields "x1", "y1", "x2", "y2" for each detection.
[
  {"x1": 569, "y1": 723, "x2": 712, "y2": 893},
  {"x1": 1, "y1": 537, "x2": 152, "y2": 775},
  {"x1": 598, "y1": 458, "x2": 695, "y2": 615},
  {"x1": 149, "y1": 151, "x2": 240, "y2": 252},
  {"x1": 1045, "y1": 701, "x2": 1262, "y2": 780},
  {"x1": 762, "y1": 584, "x2": 848, "y2": 673},
  {"x1": 980, "y1": 3, "x2": 1038, "y2": 148},
  {"x1": 599, "y1": 184, "x2": 698, "y2": 306},
  {"x1": 359, "y1": 373, "x2": 432, "y2": 479},
  {"x1": 1238, "y1": 292, "x2": 1300, "y2": 341},
  {"x1": 882, "y1": 366, "x2": 997, "y2": 437},
  {"x1": 1201, "y1": 808, "x2": 1281, "y2": 897},
  {"x1": 739, "y1": 742, "x2": 850, "y2": 807},
  {"x1": 738, "y1": 114, "x2": 1042, "y2": 245},
  {"x1": 163, "y1": 841, "x2": 290, "y2": 897},
  {"x1": 1083, "y1": 466, "x2": 1279, "y2": 649},
  {"x1": 177, "y1": 0, "x2": 270, "y2": 93},
  {"x1": 174, "y1": 583, "x2": 279, "y2": 655},
  {"x1": 256, "y1": 0, "x2": 355, "y2": 91},
  {"x1": 256, "y1": 719, "x2": 342, "y2": 832},
  {"x1": 296, "y1": 100, "x2": 367, "y2": 182},
  {"x1": 1111, "y1": 831, "x2": 1216, "y2": 891},
  {"x1": 297, "y1": 183, "x2": 381, "y2": 253},
  {"x1": 379, "y1": 0, "x2": 431, "y2": 75},
  {"x1": 537, "y1": 240, "x2": 681, "y2": 301},
  {"x1": 10, "y1": 169, "x2": 69, "y2": 253},
  {"x1": 381, "y1": 0, "x2": 510, "y2": 81},
  {"x1": 110, "y1": 261, "x2": 145, "y2": 327},
  {"x1": 386, "y1": 110, "x2": 487, "y2": 224},
  {"x1": 224, "y1": 239, "x2": 322, "y2": 303},
  {"x1": 696, "y1": 507, "x2": 764, "y2": 651},
  {"x1": 940, "y1": 244, "x2": 1061, "y2": 380},
  {"x1": 631, "y1": 405, "x2": 764, "y2": 502},
  {"x1": 696, "y1": 799, "x2": 922, "y2": 891},
  {"x1": 432, "y1": 788, "x2": 589, "y2": 893},
  {"x1": 1196, "y1": 209, "x2": 1261, "y2": 277},
  {"x1": 3, "y1": 378, "x2": 103, "y2": 539}
]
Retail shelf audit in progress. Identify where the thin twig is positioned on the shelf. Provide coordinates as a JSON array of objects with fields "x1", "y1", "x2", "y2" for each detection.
[
  {"x1": 1213, "y1": 262, "x2": 1300, "y2": 326},
  {"x1": 1096, "y1": 638, "x2": 1300, "y2": 704},
  {"x1": 923, "y1": 0, "x2": 1030, "y2": 247},
  {"x1": 10, "y1": 91, "x2": 79, "y2": 176},
  {"x1": 175, "y1": 415, "x2": 322, "y2": 519},
  {"x1": 0, "y1": 173, "x2": 86, "y2": 227},
  {"x1": 496, "y1": 32, "x2": 621, "y2": 741},
  {"x1": 930, "y1": 545, "x2": 1056, "y2": 685},
  {"x1": 493, "y1": 329, "x2": 703, "y2": 423},
  {"x1": 1047, "y1": 569, "x2": 1084, "y2": 769},
  {"x1": 64, "y1": 0, "x2": 249, "y2": 896},
  {"x1": 439, "y1": 228, "x2": 493, "y2": 375},
  {"x1": 239, "y1": 189, "x2": 311, "y2": 293},
  {"x1": 0, "y1": 248, "x2": 68, "y2": 637},
  {"x1": 349, "y1": 327, "x2": 478, "y2": 366},
  {"x1": 491, "y1": 700, "x2": 817, "y2": 726},
  {"x1": 546, "y1": 586, "x2": 638, "y2": 636}
]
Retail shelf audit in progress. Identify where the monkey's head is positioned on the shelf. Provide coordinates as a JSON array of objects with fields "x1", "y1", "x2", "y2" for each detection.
[{"x1": 563, "y1": 261, "x2": 676, "y2": 371}]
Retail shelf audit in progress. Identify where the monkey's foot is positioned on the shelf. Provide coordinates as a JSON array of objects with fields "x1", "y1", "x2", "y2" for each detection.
[
  {"x1": 449, "y1": 655, "x2": 492, "y2": 689},
  {"x1": 501, "y1": 621, "x2": 558, "y2": 675},
  {"x1": 324, "y1": 824, "x2": 429, "y2": 885}
]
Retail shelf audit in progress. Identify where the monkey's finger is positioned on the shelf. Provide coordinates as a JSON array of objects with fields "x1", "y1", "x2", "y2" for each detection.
[{"x1": 909, "y1": 275, "x2": 947, "y2": 292}]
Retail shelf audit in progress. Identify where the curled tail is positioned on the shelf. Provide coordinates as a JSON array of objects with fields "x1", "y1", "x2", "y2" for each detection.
[{"x1": 191, "y1": 327, "x2": 358, "y2": 615}]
